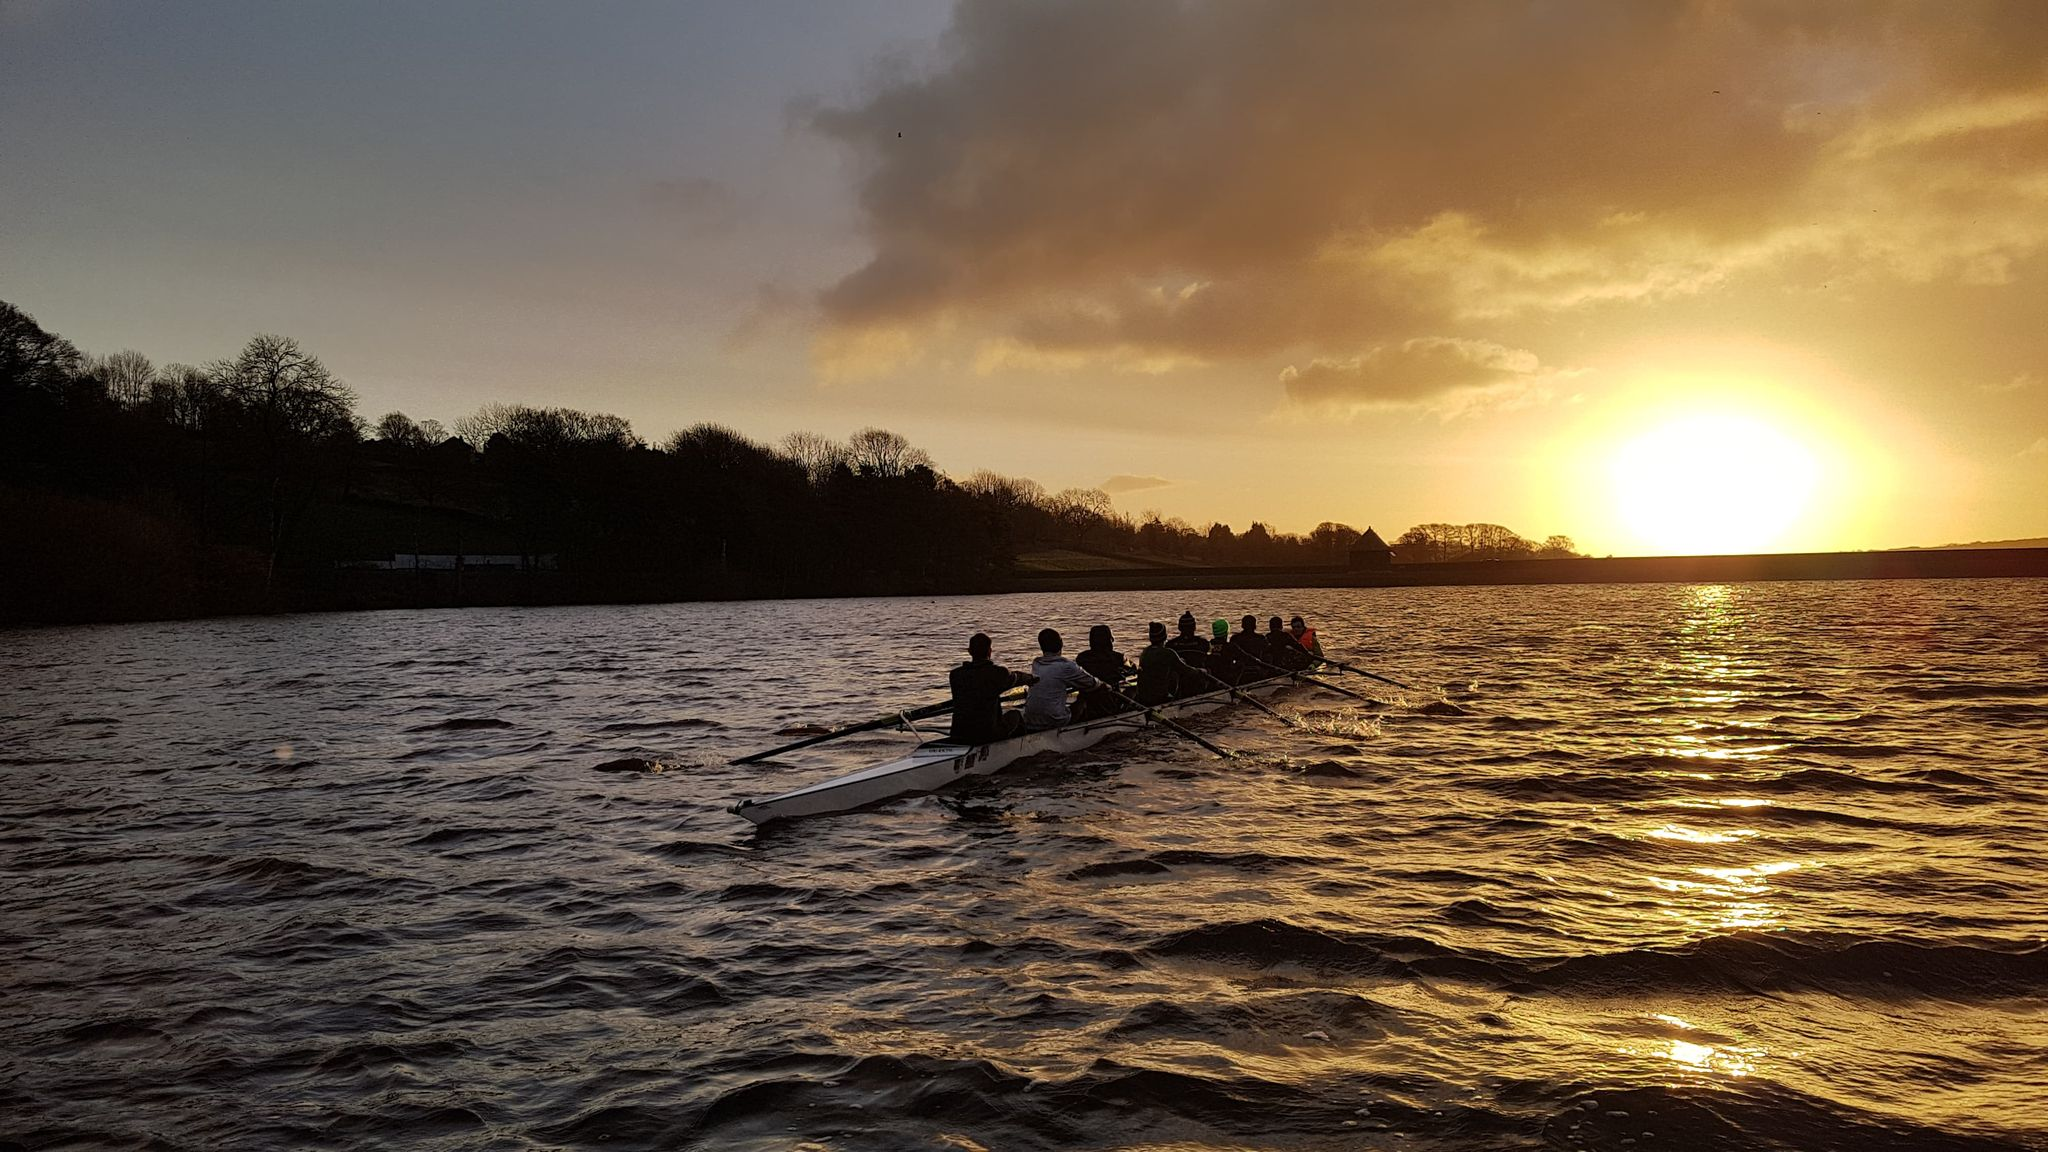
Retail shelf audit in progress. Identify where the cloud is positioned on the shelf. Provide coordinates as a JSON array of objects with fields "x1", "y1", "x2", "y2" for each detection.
[
  {"x1": 1282, "y1": 337, "x2": 1559, "y2": 417},
  {"x1": 1983, "y1": 372, "x2": 2038, "y2": 394},
  {"x1": 1100, "y1": 473, "x2": 1172, "y2": 494},
  {"x1": 809, "y1": 1, "x2": 2048, "y2": 374},
  {"x1": 2022, "y1": 437, "x2": 2048, "y2": 459}
]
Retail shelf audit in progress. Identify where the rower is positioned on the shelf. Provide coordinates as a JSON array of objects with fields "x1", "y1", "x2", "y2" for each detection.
[
  {"x1": 1171, "y1": 610, "x2": 1212, "y2": 664},
  {"x1": 1134, "y1": 621, "x2": 1179, "y2": 705},
  {"x1": 1289, "y1": 616, "x2": 1324, "y2": 663},
  {"x1": 1206, "y1": 618, "x2": 1240, "y2": 684},
  {"x1": 948, "y1": 633, "x2": 1038, "y2": 744},
  {"x1": 1024, "y1": 628, "x2": 1106, "y2": 728},
  {"x1": 1267, "y1": 615, "x2": 1312, "y2": 670},
  {"x1": 1228, "y1": 614, "x2": 1268, "y2": 681},
  {"x1": 1075, "y1": 624, "x2": 1131, "y2": 693}
]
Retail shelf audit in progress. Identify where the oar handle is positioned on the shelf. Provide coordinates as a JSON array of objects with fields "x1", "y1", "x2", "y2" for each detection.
[
  {"x1": 1176, "y1": 654, "x2": 1303, "y2": 729},
  {"x1": 1239, "y1": 650, "x2": 1375, "y2": 703},
  {"x1": 1100, "y1": 685, "x2": 1233, "y2": 759},
  {"x1": 729, "y1": 687, "x2": 1025, "y2": 764}
]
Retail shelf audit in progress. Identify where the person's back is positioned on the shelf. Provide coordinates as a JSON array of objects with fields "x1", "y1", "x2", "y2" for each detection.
[
  {"x1": 1165, "y1": 612, "x2": 1211, "y2": 688},
  {"x1": 1228, "y1": 614, "x2": 1270, "y2": 680},
  {"x1": 1024, "y1": 628, "x2": 1102, "y2": 728},
  {"x1": 948, "y1": 633, "x2": 1036, "y2": 743},
  {"x1": 1134, "y1": 621, "x2": 1178, "y2": 705},
  {"x1": 1204, "y1": 618, "x2": 1239, "y2": 684},
  {"x1": 1074, "y1": 624, "x2": 1129, "y2": 689},
  {"x1": 1267, "y1": 615, "x2": 1311, "y2": 670}
]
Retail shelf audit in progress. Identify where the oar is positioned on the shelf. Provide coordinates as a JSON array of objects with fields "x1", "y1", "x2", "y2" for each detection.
[
  {"x1": 1316, "y1": 656, "x2": 1413, "y2": 691},
  {"x1": 1176, "y1": 656, "x2": 1304, "y2": 729},
  {"x1": 1239, "y1": 651, "x2": 1378, "y2": 703},
  {"x1": 729, "y1": 689, "x2": 1024, "y2": 765},
  {"x1": 1099, "y1": 685, "x2": 1234, "y2": 759}
]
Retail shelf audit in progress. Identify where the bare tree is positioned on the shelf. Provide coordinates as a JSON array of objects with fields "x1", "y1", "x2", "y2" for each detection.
[
  {"x1": 1310, "y1": 521, "x2": 1361, "y2": 557},
  {"x1": 777, "y1": 430, "x2": 847, "y2": 484},
  {"x1": 667, "y1": 422, "x2": 765, "y2": 469},
  {"x1": 90, "y1": 349, "x2": 157, "y2": 405},
  {"x1": 843, "y1": 427, "x2": 932, "y2": 478},
  {"x1": 376, "y1": 411, "x2": 424, "y2": 445},
  {"x1": 210, "y1": 335, "x2": 359, "y2": 588},
  {"x1": 214, "y1": 335, "x2": 357, "y2": 442},
  {"x1": 961, "y1": 469, "x2": 1045, "y2": 509},
  {"x1": 454, "y1": 402, "x2": 517, "y2": 448}
]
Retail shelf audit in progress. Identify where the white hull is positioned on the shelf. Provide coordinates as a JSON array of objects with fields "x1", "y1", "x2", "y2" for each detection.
[{"x1": 730, "y1": 676, "x2": 1295, "y2": 825}]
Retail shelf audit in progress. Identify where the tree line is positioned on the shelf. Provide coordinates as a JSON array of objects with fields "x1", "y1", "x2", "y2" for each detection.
[{"x1": 2, "y1": 300, "x2": 1574, "y2": 624}]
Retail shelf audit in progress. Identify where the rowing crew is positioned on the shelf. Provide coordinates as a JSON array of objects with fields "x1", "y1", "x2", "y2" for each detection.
[{"x1": 948, "y1": 612, "x2": 1326, "y2": 744}]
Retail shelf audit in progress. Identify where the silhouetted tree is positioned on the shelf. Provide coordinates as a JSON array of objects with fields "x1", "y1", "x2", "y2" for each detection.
[
  {"x1": 86, "y1": 349, "x2": 157, "y2": 405},
  {"x1": 779, "y1": 430, "x2": 848, "y2": 484},
  {"x1": 211, "y1": 335, "x2": 360, "y2": 586},
  {"x1": 844, "y1": 427, "x2": 932, "y2": 478},
  {"x1": 0, "y1": 301, "x2": 83, "y2": 394},
  {"x1": 1310, "y1": 521, "x2": 1361, "y2": 560}
]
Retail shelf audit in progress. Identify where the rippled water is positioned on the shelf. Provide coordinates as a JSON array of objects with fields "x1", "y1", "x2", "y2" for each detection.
[{"x1": 3, "y1": 580, "x2": 2045, "y2": 1151}]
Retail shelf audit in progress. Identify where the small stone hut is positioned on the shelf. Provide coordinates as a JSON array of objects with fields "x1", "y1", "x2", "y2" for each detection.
[{"x1": 1347, "y1": 526, "x2": 1394, "y2": 570}]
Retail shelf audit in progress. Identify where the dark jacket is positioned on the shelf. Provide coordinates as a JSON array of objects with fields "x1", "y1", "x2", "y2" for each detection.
[
  {"x1": 1165, "y1": 633, "x2": 1210, "y2": 669},
  {"x1": 948, "y1": 659, "x2": 1029, "y2": 743},
  {"x1": 1134, "y1": 643, "x2": 1180, "y2": 705},
  {"x1": 1267, "y1": 630, "x2": 1312, "y2": 671},
  {"x1": 1075, "y1": 647, "x2": 1129, "y2": 689},
  {"x1": 1229, "y1": 630, "x2": 1272, "y2": 678}
]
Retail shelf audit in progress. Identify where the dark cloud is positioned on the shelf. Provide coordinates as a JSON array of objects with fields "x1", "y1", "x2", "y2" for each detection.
[
  {"x1": 1101, "y1": 473, "x2": 1172, "y2": 494},
  {"x1": 1283, "y1": 338, "x2": 1555, "y2": 414},
  {"x1": 810, "y1": 0, "x2": 2048, "y2": 372}
]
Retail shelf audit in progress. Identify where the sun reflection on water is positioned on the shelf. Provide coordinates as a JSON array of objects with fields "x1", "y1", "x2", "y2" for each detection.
[{"x1": 1645, "y1": 860, "x2": 1807, "y2": 930}]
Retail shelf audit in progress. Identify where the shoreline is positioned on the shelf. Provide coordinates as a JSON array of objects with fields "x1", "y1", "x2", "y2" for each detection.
[
  {"x1": 7, "y1": 547, "x2": 2044, "y2": 630},
  {"x1": 1005, "y1": 546, "x2": 2048, "y2": 593}
]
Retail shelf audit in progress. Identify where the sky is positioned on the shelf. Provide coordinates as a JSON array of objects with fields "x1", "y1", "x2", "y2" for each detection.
[{"x1": 5, "y1": 0, "x2": 2046, "y2": 554}]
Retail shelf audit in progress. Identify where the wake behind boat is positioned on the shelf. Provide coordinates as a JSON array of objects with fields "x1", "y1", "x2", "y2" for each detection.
[{"x1": 728, "y1": 670, "x2": 1299, "y2": 825}]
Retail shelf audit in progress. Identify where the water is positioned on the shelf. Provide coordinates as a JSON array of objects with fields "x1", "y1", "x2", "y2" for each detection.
[{"x1": 2, "y1": 580, "x2": 2044, "y2": 1151}]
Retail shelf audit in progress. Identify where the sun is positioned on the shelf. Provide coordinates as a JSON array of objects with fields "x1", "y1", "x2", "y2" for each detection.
[{"x1": 1609, "y1": 410, "x2": 1822, "y2": 555}]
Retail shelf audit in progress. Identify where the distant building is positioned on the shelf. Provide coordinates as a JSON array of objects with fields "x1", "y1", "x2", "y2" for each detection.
[{"x1": 1347, "y1": 527, "x2": 1394, "y2": 570}]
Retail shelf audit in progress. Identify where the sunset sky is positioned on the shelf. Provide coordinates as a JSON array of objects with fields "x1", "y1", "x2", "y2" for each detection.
[{"x1": 6, "y1": 0, "x2": 2046, "y2": 555}]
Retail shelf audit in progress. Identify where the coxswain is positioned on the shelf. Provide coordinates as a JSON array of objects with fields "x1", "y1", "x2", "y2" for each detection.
[
  {"x1": 1289, "y1": 616, "x2": 1324, "y2": 663},
  {"x1": 1024, "y1": 628, "x2": 1106, "y2": 728},
  {"x1": 947, "y1": 633, "x2": 1038, "y2": 744},
  {"x1": 1133, "y1": 621, "x2": 1180, "y2": 705},
  {"x1": 1267, "y1": 615, "x2": 1312, "y2": 670}
]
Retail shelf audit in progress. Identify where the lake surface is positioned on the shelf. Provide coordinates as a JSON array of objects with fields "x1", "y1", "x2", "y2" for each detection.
[{"x1": 2, "y1": 580, "x2": 2045, "y2": 1151}]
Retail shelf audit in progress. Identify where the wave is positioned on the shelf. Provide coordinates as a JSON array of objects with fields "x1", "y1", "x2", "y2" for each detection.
[
  {"x1": 599, "y1": 718, "x2": 723, "y2": 732},
  {"x1": 1887, "y1": 682, "x2": 2044, "y2": 701},
  {"x1": 405, "y1": 717, "x2": 514, "y2": 732},
  {"x1": 1143, "y1": 918, "x2": 2048, "y2": 997}
]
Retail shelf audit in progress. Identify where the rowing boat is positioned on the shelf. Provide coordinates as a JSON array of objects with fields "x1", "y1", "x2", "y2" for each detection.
[{"x1": 728, "y1": 672, "x2": 1298, "y2": 826}]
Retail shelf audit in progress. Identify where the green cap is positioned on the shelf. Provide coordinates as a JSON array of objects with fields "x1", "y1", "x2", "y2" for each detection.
[{"x1": 1211, "y1": 618, "x2": 1229, "y2": 639}]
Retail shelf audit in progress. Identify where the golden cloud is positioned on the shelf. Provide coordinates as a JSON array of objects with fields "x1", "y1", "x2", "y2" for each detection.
[{"x1": 811, "y1": 0, "x2": 2048, "y2": 377}]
